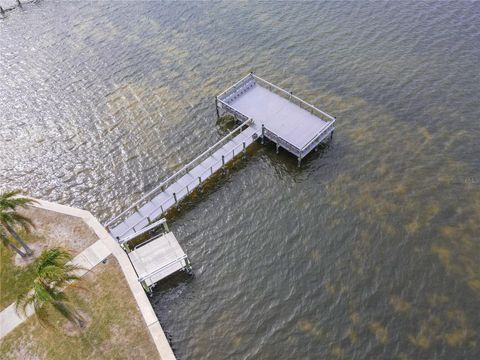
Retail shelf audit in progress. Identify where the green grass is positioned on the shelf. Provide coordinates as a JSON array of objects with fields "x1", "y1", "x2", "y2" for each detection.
[
  {"x1": 0, "y1": 257, "x2": 158, "y2": 359},
  {"x1": 0, "y1": 232, "x2": 38, "y2": 309}
]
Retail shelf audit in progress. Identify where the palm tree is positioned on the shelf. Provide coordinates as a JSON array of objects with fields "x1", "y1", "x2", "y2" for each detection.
[
  {"x1": 16, "y1": 247, "x2": 86, "y2": 329},
  {"x1": 0, "y1": 189, "x2": 37, "y2": 257}
]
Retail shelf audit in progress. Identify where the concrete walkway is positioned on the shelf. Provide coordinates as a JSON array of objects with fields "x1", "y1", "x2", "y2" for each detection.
[{"x1": 0, "y1": 240, "x2": 111, "y2": 338}]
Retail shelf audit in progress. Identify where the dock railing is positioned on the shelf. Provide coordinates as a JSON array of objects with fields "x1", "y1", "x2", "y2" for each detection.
[
  {"x1": 217, "y1": 73, "x2": 255, "y2": 104},
  {"x1": 300, "y1": 120, "x2": 336, "y2": 158},
  {"x1": 105, "y1": 119, "x2": 254, "y2": 232},
  {"x1": 138, "y1": 255, "x2": 191, "y2": 292},
  {"x1": 262, "y1": 126, "x2": 302, "y2": 157}
]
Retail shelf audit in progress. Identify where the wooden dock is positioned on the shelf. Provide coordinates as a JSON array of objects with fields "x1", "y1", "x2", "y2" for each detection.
[{"x1": 105, "y1": 73, "x2": 336, "y2": 289}]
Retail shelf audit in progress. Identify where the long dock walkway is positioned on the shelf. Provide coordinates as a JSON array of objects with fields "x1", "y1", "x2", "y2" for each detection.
[{"x1": 106, "y1": 121, "x2": 259, "y2": 241}]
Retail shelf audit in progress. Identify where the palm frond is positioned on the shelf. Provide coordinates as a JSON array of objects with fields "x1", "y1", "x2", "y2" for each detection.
[
  {"x1": 0, "y1": 190, "x2": 37, "y2": 210},
  {"x1": 8, "y1": 212, "x2": 34, "y2": 232}
]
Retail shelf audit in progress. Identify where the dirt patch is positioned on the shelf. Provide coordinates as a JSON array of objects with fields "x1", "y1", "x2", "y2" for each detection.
[
  {"x1": 19, "y1": 206, "x2": 99, "y2": 253},
  {"x1": 62, "y1": 310, "x2": 92, "y2": 336},
  {"x1": 13, "y1": 242, "x2": 48, "y2": 267}
]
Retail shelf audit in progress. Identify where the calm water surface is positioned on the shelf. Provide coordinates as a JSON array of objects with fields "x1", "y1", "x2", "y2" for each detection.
[{"x1": 1, "y1": 1, "x2": 480, "y2": 359}]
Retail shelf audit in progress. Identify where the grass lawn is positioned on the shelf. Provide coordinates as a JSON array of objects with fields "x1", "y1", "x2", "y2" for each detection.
[
  {"x1": 1, "y1": 205, "x2": 99, "y2": 310},
  {"x1": 1, "y1": 205, "x2": 159, "y2": 358},
  {"x1": 0, "y1": 256, "x2": 158, "y2": 359},
  {"x1": 0, "y1": 231, "x2": 39, "y2": 309}
]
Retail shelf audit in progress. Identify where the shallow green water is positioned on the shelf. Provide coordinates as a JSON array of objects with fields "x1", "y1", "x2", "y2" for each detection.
[{"x1": 1, "y1": 1, "x2": 480, "y2": 359}]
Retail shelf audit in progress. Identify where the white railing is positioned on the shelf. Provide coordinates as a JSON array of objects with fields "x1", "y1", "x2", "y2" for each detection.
[
  {"x1": 263, "y1": 127, "x2": 302, "y2": 157},
  {"x1": 217, "y1": 73, "x2": 255, "y2": 103},
  {"x1": 117, "y1": 218, "x2": 167, "y2": 245},
  {"x1": 138, "y1": 255, "x2": 188, "y2": 284},
  {"x1": 300, "y1": 121, "x2": 335, "y2": 158},
  {"x1": 106, "y1": 119, "x2": 253, "y2": 231},
  {"x1": 217, "y1": 98, "x2": 249, "y2": 122}
]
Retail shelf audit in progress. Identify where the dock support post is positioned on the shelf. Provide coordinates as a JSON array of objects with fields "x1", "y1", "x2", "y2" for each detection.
[
  {"x1": 330, "y1": 130, "x2": 334, "y2": 139},
  {"x1": 215, "y1": 97, "x2": 220, "y2": 119},
  {"x1": 297, "y1": 157, "x2": 302, "y2": 168},
  {"x1": 276, "y1": 143, "x2": 280, "y2": 154},
  {"x1": 243, "y1": 142, "x2": 246, "y2": 156},
  {"x1": 261, "y1": 124, "x2": 265, "y2": 144},
  {"x1": 222, "y1": 155, "x2": 225, "y2": 167},
  {"x1": 173, "y1": 192, "x2": 177, "y2": 203}
]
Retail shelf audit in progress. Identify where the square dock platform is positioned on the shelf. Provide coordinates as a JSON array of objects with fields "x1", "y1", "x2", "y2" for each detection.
[{"x1": 129, "y1": 232, "x2": 189, "y2": 290}]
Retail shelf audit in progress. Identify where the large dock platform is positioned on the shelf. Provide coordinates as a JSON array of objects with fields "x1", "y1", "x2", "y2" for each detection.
[
  {"x1": 216, "y1": 73, "x2": 336, "y2": 163},
  {"x1": 105, "y1": 73, "x2": 336, "y2": 290}
]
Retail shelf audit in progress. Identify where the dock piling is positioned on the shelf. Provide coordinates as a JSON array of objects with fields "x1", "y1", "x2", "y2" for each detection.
[
  {"x1": 276, "y1": 144, "x2": 280, "y2": 154},
  {"x1": 261, "y1": 124, "x2": 265, "y2": 144},
  {"x1": 215, "y1": 97, "x2": 220, "y2": 119},
  {"x1": 297, "y1": 157, "x2": 302, "y2": 168}
]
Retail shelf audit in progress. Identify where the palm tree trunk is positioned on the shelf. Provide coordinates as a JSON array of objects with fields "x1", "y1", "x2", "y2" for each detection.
[
  {"x1": 1, "y1": 239, "x2": 27, "y2": 257},
  {"x1": 3, "y1": 223, "x2": 33, "y2": 255}
]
